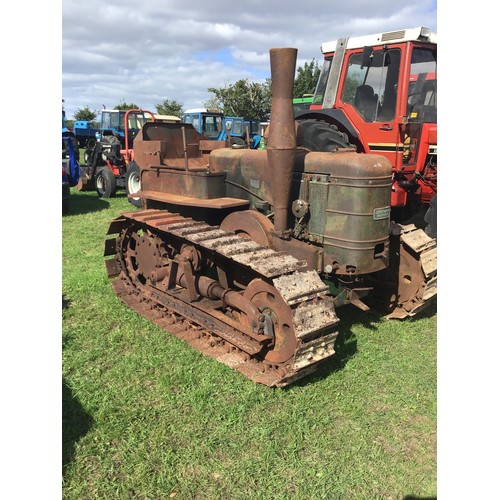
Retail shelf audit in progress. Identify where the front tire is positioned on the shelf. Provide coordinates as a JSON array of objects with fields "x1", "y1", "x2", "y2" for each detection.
[
  {"x1": 95, "y1": 167, "x2": 117, "y2": 198},
  {"x1": 125, "y1": 162, "x2": 141, "y2": 207},
  {"x1": 84, "y1": 148, "x2": 93, "y2": 166}
]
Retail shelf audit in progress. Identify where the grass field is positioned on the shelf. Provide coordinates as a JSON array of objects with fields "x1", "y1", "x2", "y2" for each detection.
[{"x1": 62, "y1": 188, "x2": 437, "y2": 499}]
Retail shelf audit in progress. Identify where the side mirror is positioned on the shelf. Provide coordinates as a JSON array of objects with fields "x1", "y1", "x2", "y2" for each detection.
[{"x1": 361, "y1": 46, "x2": 373, "y2": 69}]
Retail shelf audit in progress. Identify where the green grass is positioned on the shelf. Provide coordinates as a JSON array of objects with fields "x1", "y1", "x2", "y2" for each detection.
[{"x1": 62, "y1": 189, "x2": 437, "y2": 499}]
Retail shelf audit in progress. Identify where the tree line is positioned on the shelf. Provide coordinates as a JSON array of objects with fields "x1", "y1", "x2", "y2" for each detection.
[{"x1": 72, "y1": 59, "x2": 320, "y2": 122}]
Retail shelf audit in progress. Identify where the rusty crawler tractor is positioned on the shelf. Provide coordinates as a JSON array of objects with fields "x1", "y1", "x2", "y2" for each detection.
[{"x1": 104, "y1": 48, "x2": 437, "y2": 387}]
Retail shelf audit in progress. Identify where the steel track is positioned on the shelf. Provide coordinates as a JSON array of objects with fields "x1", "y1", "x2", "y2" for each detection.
[{"x1": 104, "y1": 209, "x2": 340, "y2": 387}]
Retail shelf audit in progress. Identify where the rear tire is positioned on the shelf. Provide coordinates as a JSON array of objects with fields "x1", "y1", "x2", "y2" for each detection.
[
  {"x1": 96, "y1": 167, "x2": 117, "y2": 198},
  {"x1": 297, "y1": 119, "x2": 352, "y2": 151},
  {"x1": 125, "y1": 162, "x2": 141, "y2": 207},
  {"x1": 84, "y1": 148, "x2": 93, "y2": 165}
]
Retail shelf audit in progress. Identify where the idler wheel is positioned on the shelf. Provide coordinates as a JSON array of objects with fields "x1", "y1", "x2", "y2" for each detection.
[{"x1": 243, "y1": 279, "x2": 297, "y2": 364}]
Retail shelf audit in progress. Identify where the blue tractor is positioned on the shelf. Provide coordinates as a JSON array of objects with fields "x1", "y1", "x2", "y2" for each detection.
[
  {"x1": 62, "y1": 107, "x2": 81, "y2": 213},
  {"x1": 73, "y1": 120, "x2": 98, "y2": 149},
  {"x1": 181, "y1": 109, "x2": 261, "y2": 148},
  {"x1": 94, "y1": 109, "x2": 154, "y2": 147}
]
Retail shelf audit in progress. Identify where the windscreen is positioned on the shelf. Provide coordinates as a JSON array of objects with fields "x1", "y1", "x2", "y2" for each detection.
[
  {"x1": 312, "y1": 56, "x2": 332, "y2": 106},
  {"x1": 407, "y1": 48, "x2": 437, "y2": 123}
]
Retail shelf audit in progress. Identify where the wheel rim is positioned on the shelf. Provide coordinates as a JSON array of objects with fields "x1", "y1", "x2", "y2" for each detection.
[
  {"x1": 220, "y1": 211, "x2": 273, "y2": 247},
  {"x1": 128, "y1": 172, "x2": 140, "y2": 196},
  {"x1": 243, "y1": 279, "x2": 297, "y2": 363},
  {"x1": 96, "y1": 173, "x2": 104, "y2": 192}
]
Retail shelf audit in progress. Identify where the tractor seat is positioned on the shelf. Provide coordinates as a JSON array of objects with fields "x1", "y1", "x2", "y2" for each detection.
[{"x1": 354, "y1": 85, "x2": 378, "y2": 122}]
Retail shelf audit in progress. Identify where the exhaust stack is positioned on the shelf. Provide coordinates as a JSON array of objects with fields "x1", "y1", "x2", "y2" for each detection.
[{"x1": 267, "y1": 48, "x2": 298, "y2": 233}]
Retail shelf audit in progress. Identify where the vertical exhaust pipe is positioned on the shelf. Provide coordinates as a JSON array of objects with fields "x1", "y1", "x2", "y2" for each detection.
[{"x1": 267, "y1": 48, "x2": 298, "y2": 233}]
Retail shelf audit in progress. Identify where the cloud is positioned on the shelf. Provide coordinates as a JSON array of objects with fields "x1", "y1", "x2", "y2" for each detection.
[{"x1": 62, "y1": 0, "x2": 437, "y2": 118}]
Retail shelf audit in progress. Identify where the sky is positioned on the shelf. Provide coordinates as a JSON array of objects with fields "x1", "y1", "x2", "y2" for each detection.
[{"x1": 62, "y1": 0, "x2": 437, "y2": 119}]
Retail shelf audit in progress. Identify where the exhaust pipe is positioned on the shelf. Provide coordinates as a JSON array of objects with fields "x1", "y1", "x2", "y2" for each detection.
[{"x1": 267, "y1": 48, "x2": 298, "y2": 233}]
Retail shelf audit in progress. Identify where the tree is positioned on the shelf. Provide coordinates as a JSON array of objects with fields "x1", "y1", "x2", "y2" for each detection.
[
  {"x1": 207, "y1": 79, "x2": 272, "y2": 121},
  {"x1": 155, "y1": 99, "x2": 184, "y2": 117},
  {"x1": 74, "y1": 106, "x2": 98, "y2": 122},
  {"x1": 205, "y1": 60, "x2": 320, "y2": 121},
  {"x1": 114, "y1": 101, "x2": 140, "y2": 111},
  {"x1": 203, "y1": 96, "x2": 223, "y2": 113},
  {"x1": 293, "y1": 59, "x2": 321, "y2": 98}
]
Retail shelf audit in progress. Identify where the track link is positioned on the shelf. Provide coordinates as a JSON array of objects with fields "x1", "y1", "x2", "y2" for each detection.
[
  {"x1": 386, "y1": 224, "x2": 437, "y2": 319},
  {"x1": 104, "y1": 209, "x2": 339, "y2": 387}
]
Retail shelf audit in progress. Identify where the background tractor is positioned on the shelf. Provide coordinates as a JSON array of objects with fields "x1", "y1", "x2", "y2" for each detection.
[
  {"x1": 182, "y1": 109, "x2": 261, "y2": 148},
  {"x1": 77, "y1": 109, "x2": 156, "y2": 203},
  {"x1": 62, "y1": 103, "x2": 81, "y2": 213}
]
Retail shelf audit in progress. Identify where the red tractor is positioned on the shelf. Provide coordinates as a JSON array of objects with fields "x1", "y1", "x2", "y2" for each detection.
[
  {"x1": 296, "y1": 26, "x2": 437, "y2": 238},
  {"x1": 78, "y1": 109, "x2": 156, "y2": 205}
]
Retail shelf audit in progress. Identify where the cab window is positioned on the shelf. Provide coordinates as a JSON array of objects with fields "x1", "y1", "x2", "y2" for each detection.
[
  {"x1": 341, "y1": 49, "x2": 401, "y2": 122},
  {"x1": 406, "y1": 48, "x2": 437, "y2": 123},
  {"x1": 312, "y1": 56, "x2": 332, "y2": 106}
]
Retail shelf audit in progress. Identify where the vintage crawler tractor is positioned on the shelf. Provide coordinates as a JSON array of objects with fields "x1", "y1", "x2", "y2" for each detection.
[{"x1": 104, "y1": 47, "x2": 437, "y2": 387}]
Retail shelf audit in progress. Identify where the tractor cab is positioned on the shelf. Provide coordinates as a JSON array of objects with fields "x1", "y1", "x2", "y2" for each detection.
[
  {"x1": 304, "y1": 26, "x2": 437, "y2": 209},
  {"x1": 181, "y1": 110, "x2": 261, "y2": 148},
  {"x1": 97, "y1": 109, "x2": 152, "y2": 147},
  {"x1": 182, "y1": 109, "x2": 224, "y2": 139}
]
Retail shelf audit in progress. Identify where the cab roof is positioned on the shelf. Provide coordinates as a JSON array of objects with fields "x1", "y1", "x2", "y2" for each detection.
[{"x1": 321, "y1": 26, "x2": 437, "y2": 54}]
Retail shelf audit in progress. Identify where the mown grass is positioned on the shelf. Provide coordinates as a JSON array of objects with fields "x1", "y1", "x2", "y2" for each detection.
[{"x1": 62, "y1": 188, "x2": 437, "y2": 499}]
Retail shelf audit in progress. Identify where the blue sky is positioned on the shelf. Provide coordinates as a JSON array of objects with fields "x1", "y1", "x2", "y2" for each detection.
[{"x1": 61, "y1": 0, "x2": 437, "y2": 119}]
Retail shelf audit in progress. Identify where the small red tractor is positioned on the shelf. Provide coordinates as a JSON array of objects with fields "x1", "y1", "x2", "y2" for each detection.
[{"x1": 78, "y1": 109, "x2": 156, "y2": 204}]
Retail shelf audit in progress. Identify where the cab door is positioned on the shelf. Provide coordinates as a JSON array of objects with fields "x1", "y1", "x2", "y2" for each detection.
[{"x1": 336, "y1": 46, "x2": 405, "y2": 167}]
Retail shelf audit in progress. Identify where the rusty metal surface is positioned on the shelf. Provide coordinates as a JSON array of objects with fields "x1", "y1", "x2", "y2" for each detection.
[
  {"x1": 133, "y1": 122, "x2": 210, "y2": 173},
  {"x1": 243, "y1": 279, "x2": 297, "y2": 363},
  {"x1": 220, "y1": 210, "x2": 274, "y2": 247},
  {"x1": 102, "y1": 45, "x2": 436, "y2": 396},
  {"x1": 104, "y1": 209, "x2": 340, "y2": 387},
  {"x1": 384, "y1": 224, "x2": 437, "y2": 319},
  {"x1": 267, "y1": 48, "x2": 298, "y2": 232},
  {"x1": 142, "y1": 169, "x2": 226, "y2": 199},
  {"x1": 296, "y1": 152, "x2": 392, "y2": 262},
  {"x1": 138, "y1": 190, "x2": 250, "y2": 209}
]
